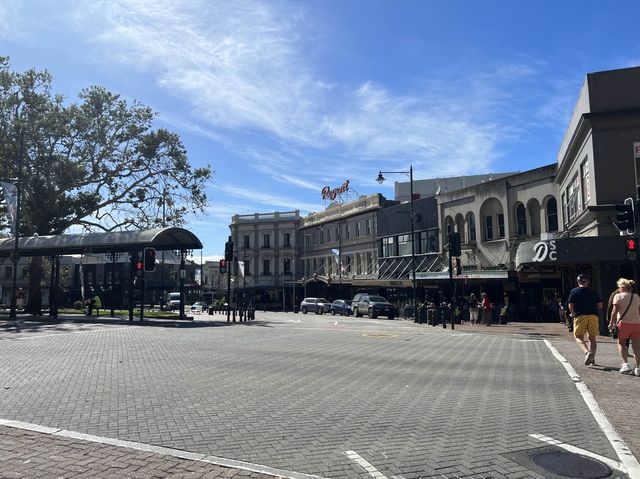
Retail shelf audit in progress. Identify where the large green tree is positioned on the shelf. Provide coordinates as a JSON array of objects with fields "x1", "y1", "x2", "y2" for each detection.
[
  {"x1": 0, "y1": 57, "x2": 211, "y2": 236},
  {"x1": 0, "y1": 58, "x2": 212, "y2": 310}
]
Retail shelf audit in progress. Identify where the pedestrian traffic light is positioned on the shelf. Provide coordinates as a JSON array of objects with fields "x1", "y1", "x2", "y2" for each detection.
[
  {"x1": 626, "y1": 237, "x2": 638, "y2": 261},
  {"x1": 143, "y1": 247, "x2": 156, "y2": 272},
  {"x1": 220, "y1": 259, "x2": 227, "y2": 274},
  {"x1": 616, "y1": 201, "x2": 635, "y2": 234},
  {"x1": 448, "y1": 232, "x2": 461, "y2": 257},
  {"x1": 224, "y1": 240, "x2": 234, "y2": 261}
]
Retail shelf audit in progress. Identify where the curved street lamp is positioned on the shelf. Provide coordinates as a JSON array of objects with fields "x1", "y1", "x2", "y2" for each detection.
[{"x1": 376, "y1": 165, "x2": 418, "y2": 323}]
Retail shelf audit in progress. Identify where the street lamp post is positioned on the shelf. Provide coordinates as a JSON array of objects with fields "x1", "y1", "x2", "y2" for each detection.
[{"x1": 376, "y1": 165, "x2": 418, "y2": 323}]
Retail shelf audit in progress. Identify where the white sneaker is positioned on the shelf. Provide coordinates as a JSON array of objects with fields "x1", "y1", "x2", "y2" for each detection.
[
  {"x1": 635, "y1": 368, "x2": 640, "y2": 377},
  {"x1": 620, "y1": 363, "x2": 633, "y2": 374}
]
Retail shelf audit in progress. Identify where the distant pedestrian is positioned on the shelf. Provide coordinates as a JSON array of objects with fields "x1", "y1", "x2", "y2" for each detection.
[
  {"x1": 16, "y1": 288, "x2": 25, "y2": 311},
  {"x1": 84, "y1": 297, "x2": 94, "y2": 317},
  {"x1": 568, "y1": 274, "x2": 603, "y2": 366},
  {"x1": 468, "y1": 293, "x2": 479, "y2": 326},
  {"x1": 93, "y1": 292, "x2": 102, "y2": 317},
  {"x1": 609, "y1": 278, "x2": 640, "y2": 376},
  {"x1": 480, "y1": 292, "x2": 491, "y2": 326}
]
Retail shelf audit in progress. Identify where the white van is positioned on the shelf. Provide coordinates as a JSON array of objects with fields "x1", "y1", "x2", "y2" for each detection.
[{"x1": 166, "y1": 292, "x2": 181, "y2": 311}]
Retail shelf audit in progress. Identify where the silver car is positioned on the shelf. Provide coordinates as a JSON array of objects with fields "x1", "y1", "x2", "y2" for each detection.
[{"x1": 300, "y1": 297, "x2": 331, "y2": 314}]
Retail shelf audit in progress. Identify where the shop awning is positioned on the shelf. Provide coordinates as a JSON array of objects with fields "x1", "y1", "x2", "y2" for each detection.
[
  {"x1": 515, "y1": 235, "x2": 628, "y2": 268},
  {"x1": 416, "y1": 270, "x2": 508, "y2": 280}
]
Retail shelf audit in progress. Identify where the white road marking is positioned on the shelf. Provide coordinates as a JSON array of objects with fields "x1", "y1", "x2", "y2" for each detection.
[
  {"x1": 345, "y1": 450, "x2": 388, "y2": 479},
  {"x1": 0, "y1": 418, "x2": 326, "y2": 479},
  {"x1": 529, "y1": 433, "x2": 623, "y2": 472},
  {"x1": 543, "y1": 339, "x2": 640, "y2": 479}
]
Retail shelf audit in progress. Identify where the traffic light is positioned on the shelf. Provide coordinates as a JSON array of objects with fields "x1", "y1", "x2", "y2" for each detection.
[
  {"x1": 220, "y1": 259, "x2": 227, "y2": 274},
  {"x1": 143, "y1": 247, "x2": 156, "y2": 272},
  {"x1": 616, "y1": 202, "x2": 635, "y2": 234},
  {"x1": 448, "y1": 232, "x2": 461, "y2": 257},
  {"x1": 626, "y1": 237, "x2": 638, "y2": 261},
  {"x1": 453, "y1": 257, "x2": 462, "y2": 276},
  {"x1": 224, "y1": 240, "x2": 234, "y2": 261}
]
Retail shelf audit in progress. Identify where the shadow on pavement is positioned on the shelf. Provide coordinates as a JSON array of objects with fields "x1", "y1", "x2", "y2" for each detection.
[{"x1": 0, "y1": 314, "x2": 276, "y2": 334}]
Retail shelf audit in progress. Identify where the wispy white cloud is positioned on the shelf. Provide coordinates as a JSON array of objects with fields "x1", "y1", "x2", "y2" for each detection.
[
  {"x1": 213, "y1": 184, "x2": 320, "y2": 214},
  {"x1": 66, "y1": 0, "x2": 513, "y2": 178}
]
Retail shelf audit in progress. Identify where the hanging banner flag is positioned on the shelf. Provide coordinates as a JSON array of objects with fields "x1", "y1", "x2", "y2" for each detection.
[
  {"x1": 331, "y1": 248, "x2": 346, "y2": 272},
  {"x1": 0, "y1": 181, "x2": 18, "y2": 235},
  {"x1": 331, "y1": 248, "x2": 340, "y2": 265},
  {"x1": 237, "y1": 260, "x2": 245, "y2": 277}
]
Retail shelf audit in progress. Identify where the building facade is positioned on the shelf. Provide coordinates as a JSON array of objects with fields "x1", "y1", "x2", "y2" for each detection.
[
  {"x1": 297, "y1": 194, "x2": 394, "y2": 301},
  {"x1": 229, "y1": 210, "x2": 300, "y2": 308},
  {"x1": 517, "y1": 66, "x2": 640, "y2": 327}
]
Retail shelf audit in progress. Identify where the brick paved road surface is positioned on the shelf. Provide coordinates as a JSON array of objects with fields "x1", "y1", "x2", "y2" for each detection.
[
  {"x1": 0, "y1": 313, "x2": 635, "y2": 478},
  {"x1": 0, "y1": 424, "x2": 275, "y2": 478}
]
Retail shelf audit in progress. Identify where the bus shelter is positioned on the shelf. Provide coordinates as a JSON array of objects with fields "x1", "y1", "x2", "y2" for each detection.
[{"x1": 0, "y1": 227, "x2": 203, "y2": 321}]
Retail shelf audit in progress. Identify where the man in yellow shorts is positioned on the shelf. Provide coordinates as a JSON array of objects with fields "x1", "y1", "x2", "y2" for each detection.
[{"x1": 568, "y1": 274, "x2": 603, "y2": 365}]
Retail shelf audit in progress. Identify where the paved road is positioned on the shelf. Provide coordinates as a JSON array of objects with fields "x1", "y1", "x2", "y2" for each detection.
[{"x1": 0, "y1": 313, "x2": 632, "y2": 478}]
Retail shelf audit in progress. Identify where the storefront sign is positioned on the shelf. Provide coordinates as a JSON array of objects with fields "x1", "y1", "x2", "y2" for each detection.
[
  {"x1": 321, "y1": 180, "x2": 350, "y2": 201},
  {"x1": 532, "y1": 240, "x2": 557, "y2": 262}
]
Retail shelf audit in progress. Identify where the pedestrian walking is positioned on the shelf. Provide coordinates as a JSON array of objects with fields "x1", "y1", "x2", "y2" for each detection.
[
  {"x1": 568, "y1": 274, "x2": 603, "y2": 366},
  {"x1": 468, "y1": 293, "x2": 479, "y2": 325},
  {"x1": 608, "y1": 278, "x2": 640, "y2": 376},
  {"x1": 480, "y1": 292, "x2": 492, "y2": 326},
  {"x1": 16, "y1": 288, "x2": 25, "y2": 311}
]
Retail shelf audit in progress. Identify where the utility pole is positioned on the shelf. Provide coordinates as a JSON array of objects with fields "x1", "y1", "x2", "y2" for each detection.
[{"x1": 9, "y1": 133, "x2": 24, "y2": 319}]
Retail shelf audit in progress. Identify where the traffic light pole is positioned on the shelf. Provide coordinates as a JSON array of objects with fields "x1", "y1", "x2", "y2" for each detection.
[
  {"x1": 226, "y1": 262, "x2": 231, "y2": 323},
  {"x1": 139, "y1": 268, "x2": 145, "y2": 322}
]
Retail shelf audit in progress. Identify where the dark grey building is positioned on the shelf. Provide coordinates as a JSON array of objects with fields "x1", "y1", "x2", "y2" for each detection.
[{"x1": 517, "y1": 65, "x2": 640, "y2": 318}]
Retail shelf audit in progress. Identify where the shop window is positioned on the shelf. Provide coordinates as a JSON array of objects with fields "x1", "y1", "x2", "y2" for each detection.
[
  {"x1": 566, "y1": 173, "x2": 581, "y2": 223},
  {"x1": 485, "y1": 216, "x2": 494, "y2": 241},
  {"x1": 397, "y1": 234, "x2": 411, "y2": 256},
  {"x1": 581, "y1": 159, "x2": 591, "y2": 207},
  {"x1": 547, "y1": 198, "x2": 558, "y2": 232},
  {"x1": 468, "y1": 214, "x2": 476, "y2": 242},
  {"x1": 516, "y1": 204, "x2": 527, "y2": 236}
]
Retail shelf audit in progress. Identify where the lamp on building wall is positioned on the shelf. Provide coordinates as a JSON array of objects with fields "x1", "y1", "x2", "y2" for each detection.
[{"x1": 376, "y1": 165, "x2": 418, "y2": 323}]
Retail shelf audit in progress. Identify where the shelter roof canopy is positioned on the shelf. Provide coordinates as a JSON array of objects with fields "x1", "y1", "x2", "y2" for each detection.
[{"x1": 0, "y1": 227, "x2": 202, "y2": 258}]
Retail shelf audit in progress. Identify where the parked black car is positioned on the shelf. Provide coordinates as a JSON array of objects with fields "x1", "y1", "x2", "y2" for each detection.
[
  {"x1": 330, "y1": 299, "x2": 353, "y2": 316},
  {"x1": 300, "y1": 297, "x2": 331, "y2": 314},
  {"x1": 352, "y1": 293, "x2": 397, "y2": 319}
]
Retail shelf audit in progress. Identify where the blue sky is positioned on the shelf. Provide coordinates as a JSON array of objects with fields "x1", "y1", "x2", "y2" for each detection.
[{"x1": 2, "y1": 0, "x2": 639, "y2": 260}]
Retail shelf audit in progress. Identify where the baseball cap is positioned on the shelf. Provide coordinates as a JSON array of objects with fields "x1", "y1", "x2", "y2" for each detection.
[{"x1": 577, "y1": 274, "x2": 590, "y2": 283}]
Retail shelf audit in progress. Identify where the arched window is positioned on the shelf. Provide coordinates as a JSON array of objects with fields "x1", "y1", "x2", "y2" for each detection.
[
  {"x1": 468, "y1": 213, "x2": 476, "y2": 242},
  {"x1": 516, "y1": 204, "x2": 527, "y2": 236},
  {"x1": 547, "y1": 198, "x2": 558, "y2": 232}
]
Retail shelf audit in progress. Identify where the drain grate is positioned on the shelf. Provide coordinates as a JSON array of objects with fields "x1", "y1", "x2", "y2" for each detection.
[
  {"x1": 502, "y1": 445, "x2": 622, "y2": 479},
  {"x1": 531, "y1": 451, "x2": 612, "y2": 478}
]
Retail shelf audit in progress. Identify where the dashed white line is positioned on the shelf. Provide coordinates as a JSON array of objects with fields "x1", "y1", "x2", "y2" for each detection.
[{"x1": 543, "y1": 339, "x2": 640, "y2": 479}]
